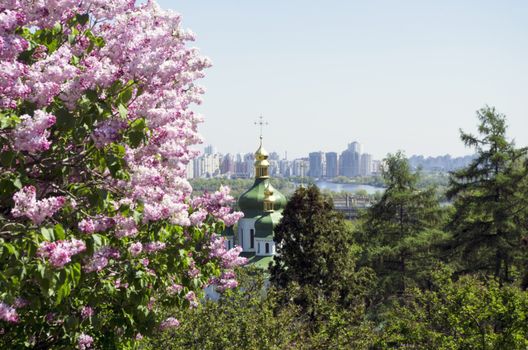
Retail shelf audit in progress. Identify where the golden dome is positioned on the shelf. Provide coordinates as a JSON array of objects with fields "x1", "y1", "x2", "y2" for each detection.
[{"x1": 255, "y1": 137, "x2": 269, "y2": 160}]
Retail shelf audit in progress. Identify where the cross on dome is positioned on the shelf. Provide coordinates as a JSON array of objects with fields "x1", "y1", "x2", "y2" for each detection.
[{"x1": 254, "y1": 115, "x2": 268, "y2": 141}]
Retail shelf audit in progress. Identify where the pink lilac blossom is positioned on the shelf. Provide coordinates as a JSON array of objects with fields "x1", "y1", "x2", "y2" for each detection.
[
  {"x1": 167, "y1": 283, "x2": 183, "y2": 295},
  {"x1": 114, "y1": 216, "x2": 137, "y2": 238},
  {"x1": 208, "y1": 234, "x2": 247, "y2": 269},
  {"x1": 0, "y1": 302, "x2": 19, "y2": 323},
  {"x1": 80, "y1": 306, "x2": 94, "y2": 319},
  {"x1": 84, "y1": 246, "x2": 120, "y2": 273},
  {"x1": 11, "y1": 186, "x2": 66, "y2": 224},
  {"x1": 159, "y1": 317, "x2": 179, "y2": 330},
  {"x1": 78, "y1": 333, "x2": 94, "y2": 350},
  {"x1": 213, "y1": 271, "x2": 239, "y2": 292},
  {"x1": 37, "y1": 238, "x2": 86, "y2": 268},
  {"x1": 187, "y1": 258, "x2": 200, "y2": 278},
  {"x1": 13, "y1": 298, "x2": 29, "y2": 309},
  {"x1": 192, "y1": 186, "x2": 243, "y2": 226},
  {"x1": 189, "y1": 209, "x2": 207, "y2": 226},
  {"x1": 91, "y1": 118, "x2": 128, "y2": 148},
  {"x1": 128, "y1": 242, "x2": 142, "y2": 257},
  {"x1": 184, "y1": 291, "x2": 198, "y2": 308},
  {"x1": 143, "y1": 241, "x2": 166, "y2": 253},
  {"x1": 11, "y1": 110, "x2": 56, "y2": 153},
  {"x1": 78, "y1": 216, "x2": 116, "y2": 234}
]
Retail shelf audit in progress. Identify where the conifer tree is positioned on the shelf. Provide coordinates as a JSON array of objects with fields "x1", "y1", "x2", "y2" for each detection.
[
  {"x1": 447, "y1": 106, "x2": 528, "y2": 282},
  {"x1": 359, "y1": 152, "x2": 445, "y2": 300},
  {"x1": 270, "y1": 185, "x2": 373, "y2": 310}
]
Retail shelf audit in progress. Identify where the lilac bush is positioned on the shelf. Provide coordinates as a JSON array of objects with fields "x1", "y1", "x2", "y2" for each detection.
[{"x1": 0, "y1": 1, "x2": 244, "y2": 348}]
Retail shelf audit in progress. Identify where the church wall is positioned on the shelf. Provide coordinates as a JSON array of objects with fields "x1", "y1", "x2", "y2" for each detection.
[{"x1": 237, "y1": 218, "x2": 256, "y2": 252}]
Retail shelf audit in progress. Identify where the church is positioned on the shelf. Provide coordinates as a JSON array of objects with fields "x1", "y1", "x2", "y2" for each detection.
[{"x1": 223, "y1": 135, "x2": 286, "y2": 268}]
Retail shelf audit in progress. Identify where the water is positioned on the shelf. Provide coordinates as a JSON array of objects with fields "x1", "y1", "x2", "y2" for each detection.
[{"x1": 314, "y1": 180, "x2": 385, "y2": 194}]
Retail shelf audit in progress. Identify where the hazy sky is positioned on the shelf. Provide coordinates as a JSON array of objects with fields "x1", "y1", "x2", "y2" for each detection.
[{"x1": 158, "y1": 0, "x2": 528, "y2": 160}]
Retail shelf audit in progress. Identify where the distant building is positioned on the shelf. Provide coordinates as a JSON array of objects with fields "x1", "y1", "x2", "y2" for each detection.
[
  {"x1": 347, "y1": 141, "x2": 362, "y2": 155},
  {"x1": 309, "y1": 152, "x2": 324, "y2": 178},
  {"x1": 340, "y1": 150, "x2": 360, "y2": 177},
  {"x1": 325, "y1": 152, "x2": 338, "y2": 178},
  {"x1": 204, "y1": 144, "x2": 216, "y2": 155},
  {"x1": 360, "y1": 153, "x2": 373, "y2": 176},
  {"x1": 221, "y1": 154, "x2": 235, "y2": 175}
]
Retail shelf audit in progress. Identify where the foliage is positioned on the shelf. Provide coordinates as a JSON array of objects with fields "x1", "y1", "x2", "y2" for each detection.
[
  {"x1": 270, "y1": 185, "x2": 374, "y2": 313},
  {"x1": 144, "y1": 267, "x2": 301, "y2": 350},
  {"x1": 145, "y1": 267, "x2": 376, "y2": 350},
  {"x1": 446, "y1": 106, "x2": 528, "y2": 282},
  {"x1": 377, "y1": 268, "x2": 528, "y2": 349},
  {"x1": 359, "y1": 152, "x2": 448, "y2": 301},
  {"x1": 0, "y1": 2, "x2": 244, "y2": 348}
]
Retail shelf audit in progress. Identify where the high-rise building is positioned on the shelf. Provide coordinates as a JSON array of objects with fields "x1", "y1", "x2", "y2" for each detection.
[
  {"x1": 325, "y1": 152, "x2": 338, "y2": 178},
  {"x1": 309, "y1": 152, "x2": 324, "y2": 178},
  {"x1": 221, "y1": 154, "x2": 235, "y2": 175},
  {"x1": 204, "y1": 144, "x2": 216, "y2": 155},
  {"x1": 340, "y1": 150, "x2": 360, "y2": 177},
  {"x1": 347, "y1": 141, "x2": 362, "y2": 155},
  {"x1": 360, "y1": 153, "x2": 373, "y2": 176}
]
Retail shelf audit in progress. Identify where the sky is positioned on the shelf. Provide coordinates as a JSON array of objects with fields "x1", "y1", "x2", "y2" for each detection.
[{"x1": 158, "y1": 0, "x2": 528, "y2": 160}]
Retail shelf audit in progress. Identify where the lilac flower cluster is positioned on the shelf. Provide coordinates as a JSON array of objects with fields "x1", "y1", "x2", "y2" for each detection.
[
  {"x1": 207, "y1": 235, "x2": 247, "y2": 292},
  {"x1": 37, "y1": 239, "x2": 86, "y2": 268},
  {"x1": 11, "y1": 186, "x2": 66, "y2": 224},
  {"x1": 84, "y1": 246, "x2": 120, "y2": 273},
  {"x1": 78, "y1": 216, "x2": 116, "y2": 234},
  {"x1": 80, "y1": 306, "x2": 94, "y2": 320},
  {"x1": 91, "y1": 118, "x2": 128, "y2": 148},
  {"x1": 192, "y1": 186, "x2": 244, "y2": 226},
  {"x1": 184, "y1": 291, "x2": 198, "y2": 308},
  {"x1": 77, "y1": 333, "x2": 94, "y2": 350},
  {"x1": 11, "y1": 110, "x2": 56, "y2": 153},
  {"x1": 159, "y1": 317, "x2": 179, "y2": 331},
  {"x1": 0, "y1": 302, "x2": 19, "y2": 323}
]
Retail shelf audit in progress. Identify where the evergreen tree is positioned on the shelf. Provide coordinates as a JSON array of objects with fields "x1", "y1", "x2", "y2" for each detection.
[
  {"x1": 447, "y1": 106, "x2": 528, "y2": 282},
  {"x1": 359, "y1": 152, "x2": 446, "y2": 300},
  {"x1": 270, "y1": 185, "x2": 373, "y2": 310}
]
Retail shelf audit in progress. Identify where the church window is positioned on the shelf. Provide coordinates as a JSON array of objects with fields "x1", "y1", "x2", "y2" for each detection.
[
  {"x1": 265, "y1": 242, "x2": 270, "y2": 254},
  {"x1": 250, "y1": 229, "x2": 254, "y2": 249},
  {"x1": 258, "y1": 243, "x2": 260, "y2": 253}
]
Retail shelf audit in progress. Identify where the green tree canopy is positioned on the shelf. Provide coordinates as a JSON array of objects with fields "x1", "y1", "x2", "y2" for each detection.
[
  {"x1": 270, "y1": 185, "x2": 373, "y2": 311},
  {"x1": 359, "y1": 152, "x2": 446, "y2": 301},
  {"x1": 446, "y1": 106, "x2": 528, "y2": 283}
]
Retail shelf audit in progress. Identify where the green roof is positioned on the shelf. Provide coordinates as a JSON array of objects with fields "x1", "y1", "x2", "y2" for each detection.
[
  {"x1": 254, "y1": 211, "x2": 283, "y2": 239},
  {"x1": 238, "y1": 178, "x2": 287, "y2": 218},
  {"x1": 244, "y1": 254, "x2": 274, "y2": 270}
]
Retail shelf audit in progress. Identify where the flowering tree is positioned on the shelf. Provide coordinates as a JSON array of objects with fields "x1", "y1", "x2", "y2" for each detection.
[{"x1": 0, "y1": 1, "x2": 244, "y2": 348}]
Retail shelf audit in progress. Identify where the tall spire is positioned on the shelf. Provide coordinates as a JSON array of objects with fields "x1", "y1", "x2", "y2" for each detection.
[{"x1": 254, "y1": 116, "x2": 270, "y2": 179}]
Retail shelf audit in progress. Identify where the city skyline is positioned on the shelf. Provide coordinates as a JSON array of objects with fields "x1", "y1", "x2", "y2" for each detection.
[{"x1": 159, "y1": 0, "x2": 528, "y2": 160}]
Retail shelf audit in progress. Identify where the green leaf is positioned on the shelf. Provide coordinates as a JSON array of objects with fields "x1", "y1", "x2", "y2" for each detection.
[
  {"x1": 41, "y1": 227, "x2": 54, "y2": 241},
  {"x1": 54, "y1": 224, "x2": 65, "y2": 240},
  {"x1": 118, "y1": 103, "x2": 127, "y2": 119},
  {"x1": 0, "y1": 151, "x2": 16, "y2": 168}
]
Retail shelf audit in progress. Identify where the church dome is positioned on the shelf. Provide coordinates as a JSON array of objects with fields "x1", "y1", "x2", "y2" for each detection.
[
  {"x1": 238, "y1": 178, "x2": 286, "y2": 218},
  {"x1": 238, "y1": 136, "x2": 286, "y2": 217}
]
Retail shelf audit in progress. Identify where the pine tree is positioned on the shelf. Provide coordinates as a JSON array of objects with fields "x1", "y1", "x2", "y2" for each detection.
[
  {"x1": 359, "y1": 152, "x2": 446, "y2": 300},
  {"x1": 447, "y1": 106, "x2": 528, "y2": 282},
  {"x1": 270, "y1": 185, "x2": 373, "y2": 310}
]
